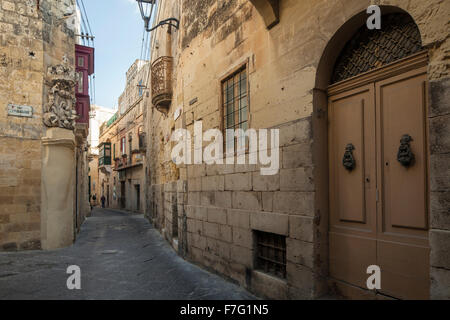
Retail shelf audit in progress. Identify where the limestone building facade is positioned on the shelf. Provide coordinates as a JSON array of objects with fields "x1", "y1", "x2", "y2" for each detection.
[
  {"x1": 98, "y1": 59, "x2": 149, "y2": 213},
  {"x1": 0, "y1": 0, "x2": 93, "y2": 251},
  {"x1": 144, "y1": 0, "x2": 450, "y2": 299},
  {"x1": 88, "y1": 104, "x2": 116, "y2": 206}
]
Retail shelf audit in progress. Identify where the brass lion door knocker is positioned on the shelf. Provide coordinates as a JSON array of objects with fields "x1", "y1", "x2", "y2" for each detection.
[
  {"x1": 343, "y1": 143, "x2": 356, "y2": 172},
  {"x1": 397, "y1": 134, "x2": 415, "y2": 167}
]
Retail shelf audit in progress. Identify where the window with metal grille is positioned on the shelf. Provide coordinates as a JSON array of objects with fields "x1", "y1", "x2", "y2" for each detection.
[
  {"x1": 222, "y1": 66, "x2": 248, "y2": 153},
  {"x1": 255, "y1": 231, "x2": 286, "y2": 279}
]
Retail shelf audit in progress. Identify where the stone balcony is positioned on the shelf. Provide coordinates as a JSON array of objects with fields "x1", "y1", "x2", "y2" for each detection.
[{"x1": 151, "y1": 56, "x2": 173, "y2": 115}]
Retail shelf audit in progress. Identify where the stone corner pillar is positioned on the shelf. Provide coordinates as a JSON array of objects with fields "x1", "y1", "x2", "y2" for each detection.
[{"x1": 41, "y1": 127, "x2": 76, "y2": 250}]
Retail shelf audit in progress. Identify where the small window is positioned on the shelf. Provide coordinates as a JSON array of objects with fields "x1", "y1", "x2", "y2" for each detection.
[
  {"x1": 222, "y1": 66, "x2": 248, "y2": 153},
  {"x1": 78, "y1": 56, "x2": 85, "y2": 67},
  {"x1": 138, "y1": 126, "x2": 146, "y2": 150},
  {"x1": 120, "y1": 137, "x2": 126, "y2": 154},
  {"x1": 77, "y1": 71, "x2": 84, "y2": 93},
  {"x1": 255, "y1": 231, "x2": 286, "y2": 279},
  {"x1": 138, "y1": 80, "x2": 143, "y2": 97}
]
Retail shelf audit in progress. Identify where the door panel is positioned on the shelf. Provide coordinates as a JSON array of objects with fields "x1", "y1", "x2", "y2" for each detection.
[
  {"x1": 377, "y1": 69, "x2": 429, "y2": 235},
  {"x1": 328, "y1": 64, "x2": 430, "y2": 299},
  {"x1": 329, "y1": 232, "x2": 377, "y2": 289},
  {"x1": 376, "y1": 70, "x2": 428, "y2": 241},
  {"x1": 377, "y1": 240, "x2": 430, "y2": 299},
  {"x1": 329, "y1": 85, "x2": 377, "y2": 234},
  {"x1": 329, "y1": 85, "x2": 377, "y2": 287},
  {"x1": 375, "y1": 67, "x2": 429, "y2": 299}
]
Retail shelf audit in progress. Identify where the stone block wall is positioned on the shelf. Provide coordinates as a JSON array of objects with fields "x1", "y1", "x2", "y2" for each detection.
[
  {"x1": 145, "y1": 0, "x2": 450, "y2": 299},
  {"x1": 148, "y1": 180, "x2": 188, "y2": 256},
  {"x1": 183, "y1": 118, "x2": 320, "y2": 298},
  {"x1": 0, "y1": 138, "x2": 42, "y2": 250},
  {"x1": 0, "y1": 0, "x2": 78, "y2": 251},
  {"x1": 429, "y1": 78, "x2": 450, "y2": 299},
  {"x1": 0, "y1": 0, "x2": 44, "y2": 250}
]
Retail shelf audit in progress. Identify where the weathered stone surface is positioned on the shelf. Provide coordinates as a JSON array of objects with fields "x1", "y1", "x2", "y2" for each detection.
[
  {"x1": 202, "y1": 175, "x2": 225, "y2": 191},
  {"x1": 250, "y1": 211, "x2": 288, "y2": 235},
  {"x1": 194, "y1": 206, "x2": 208, "y2": 221},
  {"x1": 250, "y1": 270, "x2": 288, "y2": 299},
  {"x1": 187, "y1": 164, "x2": 206, "y2": 178},
  {"x1": 249, "y1": 0, "x2": 280, "y2": 29},
  {"x1": 430, "y1": 78, "x2": 450, "y2": 117},
  {"x1": 431, "y1": 266, "x2": 450, "y2": 300},
  {"x1": 286, "y1": 262, "x2": 315, "y2": 299},
  {"x1": 232, "y1": 227, "x2": 253, "y2": 249},
  {"x1": 282, "y1": 143, "x2": 313, "y2": 169},
  {"x1": 228, "y1": 209, "x2": 251, "y2": 228},
  {"x1": 188, "y1": 177, "x2": 202, "y2": 192},
  {"x1": 225, "y1": 173, "x2": 252, "y2": 191},
  {"x1": 231, "y1": 245, "x2": 253, "y2": 268},
  {"x1": 252, "y1": 172, "x2": 280, "y2": 191},
  {"x1": 200, "y1": 191, "x2": 215, "y2": 206},
  {"x1": 187, "y1": 192, "x2": 201, "y2": 205},
  {"x1": 430, "y1": 229, "x2": 450, "y2": 269},
  {"x1": 207, "y1": 207, "x2": 227, "y2": 225},
  {"x1": 279, "y1": 118, "x2": 311, "y2": 147},
  {"x1": 261, "y1": 192, "x2": 273, "y2": 212},
  {"x1": 203, "y1": 221, "x2": 220, "y2": 239},
  {"x1": 215, "y1": 191, "x2": 232, "y2": 208},
  {"x1": 280, "y1": 167, "x2": 314, "y2": 191},
  {"x1": 430, "y1": 115, "x2": 450, "y2": 154},
  {"x1": 430, "y1": 153, "x2": 450, "y2": 191},
  {"x1": 286, "y1": 238, "x2": 314, "y2": 269},
  {"x1": 273, "y1": 192, "x2": 314, "y2": 215},
  {"x1": 0, "y1": 138, "x2": 42, "y2": 250},
  {"x1": 289, "y1": 215, "x2": 314, "y2": 242},
  {"x1": 431, "y1": 191, "x2": 450, "y2": 230},
  {"x1": 232, "y1": 192, "x2": 262, "y2": 210}
]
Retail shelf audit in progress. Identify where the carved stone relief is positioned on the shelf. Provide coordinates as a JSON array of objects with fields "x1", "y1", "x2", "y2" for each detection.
[{"x1": 43, "y1": 64, "x2": 78, "y2": 130}]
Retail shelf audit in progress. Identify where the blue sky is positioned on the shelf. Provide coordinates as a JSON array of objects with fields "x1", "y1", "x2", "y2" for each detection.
[{"x1": 81, "y1": 0, "x2": 151, "y2": 110}]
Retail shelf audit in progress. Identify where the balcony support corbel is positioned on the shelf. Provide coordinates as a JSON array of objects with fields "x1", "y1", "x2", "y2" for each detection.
[{"x1": 249, "y1": 0, "x2": 280, "y2": 29}]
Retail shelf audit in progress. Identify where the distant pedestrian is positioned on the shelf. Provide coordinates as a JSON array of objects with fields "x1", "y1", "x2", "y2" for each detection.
[{"x1": 101, "y1": 195, "x2": 106, "y2": 208}]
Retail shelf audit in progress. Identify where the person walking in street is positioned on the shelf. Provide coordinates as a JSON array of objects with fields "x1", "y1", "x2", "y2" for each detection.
[
  {"x1": 101, "y1": 195, "x2": 106, "y2": 208},
  {"x1": 90, "y1": 194, "x2": 97, "y2": 210}
]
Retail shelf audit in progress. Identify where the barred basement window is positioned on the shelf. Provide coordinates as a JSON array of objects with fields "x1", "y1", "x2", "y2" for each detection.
[{"x1": 255, "y1": 231, "x2": 286, "y2": 279}]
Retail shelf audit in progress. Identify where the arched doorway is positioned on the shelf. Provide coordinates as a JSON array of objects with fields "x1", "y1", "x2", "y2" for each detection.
[{"x1": 324, "y1": 12, "x2": 430, "y2": 299}]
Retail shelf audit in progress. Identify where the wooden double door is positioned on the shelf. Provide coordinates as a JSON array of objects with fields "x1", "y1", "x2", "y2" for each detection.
[{"x1": 328, "y1": 60, "x2": 430, "y2": 299}]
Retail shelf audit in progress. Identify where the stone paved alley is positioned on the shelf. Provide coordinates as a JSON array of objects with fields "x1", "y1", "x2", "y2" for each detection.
[{"x1": 0, "y1": 208, "x2": 255, "y2": 300}]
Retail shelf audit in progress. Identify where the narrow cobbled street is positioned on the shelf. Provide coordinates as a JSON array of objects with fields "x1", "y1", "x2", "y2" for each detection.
[{"x1": 0, "y1": 208, "x2": 255, "y2": 300}]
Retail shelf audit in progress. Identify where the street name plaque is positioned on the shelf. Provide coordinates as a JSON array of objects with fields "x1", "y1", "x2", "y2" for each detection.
[{"x1": 7, "y1": 104, "x2": 33, "y2": 118}]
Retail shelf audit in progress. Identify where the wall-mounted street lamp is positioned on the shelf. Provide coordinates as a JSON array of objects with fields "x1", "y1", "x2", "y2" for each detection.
[{"x1": 136, "y1": 0, "x2": 179, "y2": 32}]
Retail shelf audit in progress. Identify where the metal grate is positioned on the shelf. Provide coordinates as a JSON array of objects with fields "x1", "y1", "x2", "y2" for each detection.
[
  {"x1": 255, "y1": 231, "x2": 286, "y2": 279},
  {"x1": 332, "y1": 13, "x2": 422, "y2": 84}
]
